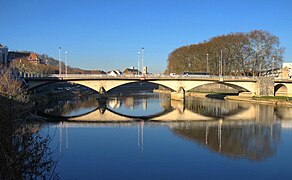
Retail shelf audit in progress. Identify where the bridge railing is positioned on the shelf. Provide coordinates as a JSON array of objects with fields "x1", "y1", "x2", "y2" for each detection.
[
  {"x1": 49, "y1": 74, "x2": 108, "y2": 78},
  {"x1": 22, "y1": 73, "x2": 292, "y2": 82},
  {"x1": 45, "y1": 74, "x2": 261, "y2": 80},
  {"x1": 27, "y1": 73, "x2": 292, "y2": 81}
]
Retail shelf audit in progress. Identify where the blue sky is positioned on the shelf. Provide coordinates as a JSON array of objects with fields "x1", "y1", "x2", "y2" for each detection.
[{"x1": 1, "y1": 0, "x2": 291, "y2": 73}]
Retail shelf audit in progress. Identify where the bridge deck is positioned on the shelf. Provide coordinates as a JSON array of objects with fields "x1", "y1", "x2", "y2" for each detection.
[{"x1": 24, "y1": 75, "x2": 259, "y2": 82}]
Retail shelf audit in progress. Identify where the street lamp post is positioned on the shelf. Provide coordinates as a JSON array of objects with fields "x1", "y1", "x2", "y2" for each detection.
[
  {"x1": 206, "y1": 53, "x2": 209, "y2": 73},
  {"x1": 58, "y1": 47, "x2": 62, "y2": 77},
  {"x1": 65, "y1": 51, "x2": 68, "y2": 77},
  {"x1": 141, "y1": 47, "x2": 144, "y2": 75},
  {"x1": 272, "y1": 57, "x2": 275, "y2": 77},
  {"x1": 138, "y1": 51, "x2": 140, "y2": 76}
]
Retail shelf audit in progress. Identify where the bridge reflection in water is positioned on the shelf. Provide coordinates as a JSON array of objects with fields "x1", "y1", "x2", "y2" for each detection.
[
  {"x1": 60, "y1": 96, "x2": 280, "y2": 123},
  {"x1": 44, "y1": 92, "x2": 292, "y2": 160},
  {"x1": 41, "y1": 92, "x2": 292, "y2": 123}
]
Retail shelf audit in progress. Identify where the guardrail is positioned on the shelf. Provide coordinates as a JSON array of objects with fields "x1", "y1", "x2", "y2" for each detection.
[
  {"x1": 21, "y1": 73, "x2": 291, "y2": 81},
  {"x1": 47, "y1": 74, "x2": 259, "y2": 79}
]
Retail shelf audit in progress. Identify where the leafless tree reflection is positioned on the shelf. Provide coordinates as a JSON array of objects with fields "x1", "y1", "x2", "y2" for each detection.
[
  {"x1": 0, "y1": 98, "x2": 59, "y2": 179},
  {"x1": 172, "y1": 122, "x2": 280, "y2": 160}
]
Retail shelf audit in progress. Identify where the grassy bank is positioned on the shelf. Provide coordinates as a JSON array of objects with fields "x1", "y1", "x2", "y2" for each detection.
[{"x1": 225, "y1": 95, "x2": 292, "y2": 106}]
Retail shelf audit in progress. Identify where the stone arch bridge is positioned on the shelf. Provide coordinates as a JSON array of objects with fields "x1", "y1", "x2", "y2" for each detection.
[{"x1": 24, "y1": 75, "x2": 292, "y2": 99}]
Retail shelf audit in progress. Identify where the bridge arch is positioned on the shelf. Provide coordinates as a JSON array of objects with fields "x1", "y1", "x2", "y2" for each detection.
[
  {"x1": 27, "y1": 81, "x2": 59, "y2": 91},
  {"x1": 107, "y1": 81, "x2": 174, "y2": 93},
  {"x1": 68, "y1": 79, "x2": 139, "y2": 93},
  {"x1": 27, "y1": 80, "x2": 103, "y2": 94},
  {"x1": 148, "y1": 80, "x2": 215, "y2": 92},
  {"x1": 220, "y1": 82, "x2": 255, "y2": 94},
  {"x1": 189, "y1": 82, "x2": 249, "y2": 93},
  {"x1": 219, "y1": 82, "x2": 251, "y2": 92},
  {"x1": 274, "y1": 84, "x2": 288, "y2": 96}
]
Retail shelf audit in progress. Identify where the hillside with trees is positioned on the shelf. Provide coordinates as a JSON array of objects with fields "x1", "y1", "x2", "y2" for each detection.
[
  {"x1": 165, "y1": 30, "x2": 284, "y2": 76},
  {"x1": 8, "y1": 53, "x2": 106, "y2": 76}
]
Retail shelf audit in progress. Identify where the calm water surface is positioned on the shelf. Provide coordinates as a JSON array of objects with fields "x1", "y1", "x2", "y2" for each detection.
[{"x1": 40, "y1": 92, "x2": 292, "y2": 179}]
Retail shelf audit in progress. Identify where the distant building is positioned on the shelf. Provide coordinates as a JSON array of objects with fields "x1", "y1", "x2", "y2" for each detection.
[
  {"x1": 282, "y1": 63, "x2": 292, "y2": 78},
  {"x1": 8, "y1": 51, "x2": 42, "y2": 65},
  {"x1": 108, "y1": 70, "x2": 123, "y2": 76},
  {"x1": 28, "y1": 52, "x2": 40, "y2": 65},
  {"x1": 8, "y1": 51, "x2": 30, "y2": 62},
  {"x1": 283, "y1": 63, "x2": 292, "y2": 69},
  {"x1": 262, "y1": 62, "x2": 292, "y2": 79},
  {"x1": 0, "y1": 44, "x2": 8, "y2": 66},
  {"x1": 123, "y1": 67, "x2": 141, "y2": 75},
  {"x1": 142, "y1": 66, "x2": 148, "y2": 75}
]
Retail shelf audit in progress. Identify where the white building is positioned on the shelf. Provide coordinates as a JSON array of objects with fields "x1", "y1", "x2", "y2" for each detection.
[
  {"x1": 0, "y1": 44, "x2": 8, "y2": 66},
  {"x1": 282, "y1": 63, "x2": 292, "y2": 69},
  {"x1": 108, "y1": 70, "x2": 122, "y2": 76},
  {"x1": 142, "y1": 66, "x2": 148, "y2": 75}
]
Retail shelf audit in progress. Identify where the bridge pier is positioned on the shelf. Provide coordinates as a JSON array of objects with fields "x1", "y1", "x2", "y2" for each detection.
[
  {"x1": 255, "y1": 77, "x2": 275, "y2": 96},
  {"x1": 171, "y1": 87, "x2": 185, "y2": 101},
  {"x1": 99, "y1": 87, "x2": 106, "y2": 94},
  {"x1": 97, "y1": 86, "x2": 107, "y2": 100}
]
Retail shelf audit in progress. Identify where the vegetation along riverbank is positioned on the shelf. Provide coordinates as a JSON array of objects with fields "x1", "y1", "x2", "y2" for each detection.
[{"x1": 153, "y1": 89, "x2": 292, "y2": 107}]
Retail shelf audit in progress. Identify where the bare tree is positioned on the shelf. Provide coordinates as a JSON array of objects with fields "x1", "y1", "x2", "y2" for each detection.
[
  {"x1": 248, "y1": 30, "x2": 284, "y2": 76},
  {"x1": 0, "y1": 67, "x2": 28, "y2": 103},
  {"x1": 166, "y1": 30, "x2": 284, "y2": 76}
]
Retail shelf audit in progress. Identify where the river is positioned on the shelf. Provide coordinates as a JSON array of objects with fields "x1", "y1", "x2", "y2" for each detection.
[
  {"x1": 2, "y1": 90, "x2": 292, "y2": 179},
  {"x1": 34, "y1": 91, "x2": 292, "y2": 179}
]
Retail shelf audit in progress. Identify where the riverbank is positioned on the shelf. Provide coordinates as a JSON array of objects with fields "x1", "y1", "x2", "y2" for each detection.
[
  {"x1": 225, "y1": 96, "x2": 292, "y2": 107},
  {"x1": 153, "y1": 89, "x2": 292, "y2": 107}
]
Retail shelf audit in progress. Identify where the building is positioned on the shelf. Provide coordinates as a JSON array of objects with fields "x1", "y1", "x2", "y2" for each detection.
[
  {"x1": 142, "y1": 66, "x2": 148, "y2": 75},
  {"x1": 123, "y1": 67, "x2": 141, "y2": 75},
  {"x1": 28, "y1": 52, "x2": 40, "y2": 65},
  {"x1": 8, "y1": 51, "x2": 42, "y2": 65},
  {"x1": 0, "y1": 44, "x2": 8, "y2": 66},
  {"x1": 283, "y1": 63, "x2": 292, "y2": 69},
  {"x1": 8, "y1": 51, "x2": 30, "y2": 62},
  {"x1": 108, "y1": 70, "x2": 123, "y2": 76},
  {"x1": 282, "y1": 63, "x2": 292, "y2": 78},
  {"x1": 262, "y1": 63, "x2": 292, "y2": 79}
]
